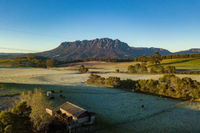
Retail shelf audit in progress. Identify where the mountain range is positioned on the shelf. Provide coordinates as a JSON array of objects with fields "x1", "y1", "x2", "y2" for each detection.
[{"x1": 1, "y1": 38, "x2": 200, "y2": 60}]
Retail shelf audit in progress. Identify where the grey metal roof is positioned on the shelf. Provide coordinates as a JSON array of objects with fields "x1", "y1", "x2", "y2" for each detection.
[{"x1": 59, "y1": 101, "x2": 87, "y2": 118}]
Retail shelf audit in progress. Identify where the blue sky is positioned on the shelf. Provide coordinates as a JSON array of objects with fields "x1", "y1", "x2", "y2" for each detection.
[{"x1": 0, "y1": 0, "x2": 200, "y2": 53}]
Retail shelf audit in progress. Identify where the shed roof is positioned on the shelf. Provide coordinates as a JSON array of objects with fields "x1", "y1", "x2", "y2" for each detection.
[{"x1": 59, "y1": 101, "x2": 87, "y2": 118}]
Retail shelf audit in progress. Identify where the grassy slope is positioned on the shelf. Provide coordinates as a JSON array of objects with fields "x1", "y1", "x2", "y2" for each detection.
[{"x1": 160, "y1": 58, "x2": 200, "y2": 70}]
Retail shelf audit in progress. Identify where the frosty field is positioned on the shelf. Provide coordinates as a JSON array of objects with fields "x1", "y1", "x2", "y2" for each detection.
[
  {"x1": 0, "y1": 68, "x2": 199, "y2": 85},
  {"x1": 0, "y1": 67, "x2": 200, "y2": 133}
]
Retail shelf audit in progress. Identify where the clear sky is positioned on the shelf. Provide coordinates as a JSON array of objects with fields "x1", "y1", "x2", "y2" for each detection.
[{"x1": 0, "y1": 0, "x2": 200, "y2": 53}]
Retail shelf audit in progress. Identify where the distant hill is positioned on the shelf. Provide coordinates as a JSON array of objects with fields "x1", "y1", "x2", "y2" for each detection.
[
  {"x1": 175, "y1": 48, "x2": 200, "y2": 55},
  {"x1": 37, "y1": 38, "x2": 171, "y2": 60},
  {"x1": 0, "y1": 53, "x2": 24, "y2": 59},
  {"x1": 1, "y1": 38, "x2": 200, "y2": 60},
  {"x1": 130, "y1": 47, "x2": 172, "y2": 56}
]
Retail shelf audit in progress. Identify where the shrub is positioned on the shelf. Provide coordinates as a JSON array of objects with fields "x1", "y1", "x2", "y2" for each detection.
[
  {"x1": 127, "y1": 63, "x2": 148, "y2": 73},
  {"x1": 86, "y1": 74, "x2": 105, "y2": 85},
  {"x1": 115, "y1": 69, "x2": 120, "y2": 73},
  {"x1": 150, "y1": 65, "x2": 164, "y2": 73},
  {"x1": 105, "y1": 77, "x2": 121, "y2": 88},
  {"x1": 87, "y1": 74, "x2": 120, "y2": 88},
  {"x1": 21, "y1": 89, "x2": 53, "y2": 132},
  {"x1": 150, "y1": 52, "x2": 162, "y2": 65},
  {"x1": 78, "y1": 65, "x2": 88, "y2": 73},
  {"x1": 119, "y1": 79, "x2": 137, "y2": 90},
  {"x1": 0, "y1": 102, "x2": 33, "y2": 133},
  {"x1": 46, "y1": 59, "x2": 55, "y2": 68},
  {"x1": 139, "y1": 64, "x2": 148, "y2": 73},
  {"x1": 164, "y1": 66, "x2": 176, "y2": 73},
  {"x1": 127, "y1": 65, "x2": 136, "y2": 73}
]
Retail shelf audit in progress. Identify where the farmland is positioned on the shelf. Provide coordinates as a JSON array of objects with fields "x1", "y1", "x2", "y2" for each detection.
[
  {"x1": 0, "y1": 61, "x2": 200, "y2": 132},
  {"x1": 1, "y1": 82, "x2": 200, "y2": 132},
  {"x1": 63, "y1": 57, "x2": 200, "y2": 73},
  {"x1": 160, "y1": 58, "x2": 200, "y2": 71}
]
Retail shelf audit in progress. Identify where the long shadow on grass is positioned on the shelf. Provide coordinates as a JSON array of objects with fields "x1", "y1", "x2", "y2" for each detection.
[
  {"x1": 94, "y1": 101, "x2": 200, "y2": 133},
  {"x1": 2, "y1": 82, "x2": 200, "y2": 133},
  {"x1": 0, "y1": 82, "x2": 130, "y2": 95},
  {"x1": 160, "y1": 58, "x2": 199, "y2": 66}
]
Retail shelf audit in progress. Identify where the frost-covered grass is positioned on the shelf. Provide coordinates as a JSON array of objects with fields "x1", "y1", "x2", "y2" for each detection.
[
  {"x1": 62, "y1": 61, "x2": 140, "y2": 73},
  {"x1": 0, "y1": 68, "x2": 199, "y2": 86},
  {"x1": 0, "y1": 67, "x2": 200, "y2": 132},
  {"x1": 1, "y1": 82, "x2": 200, "y2": 132}
]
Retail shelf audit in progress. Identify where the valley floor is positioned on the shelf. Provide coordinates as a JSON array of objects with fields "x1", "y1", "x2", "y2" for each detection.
[
  {"x1": 0, "y1": 68, "x2": 200, "y2": 133},
  {"x1": 0, "y1": 68, "x2": 199, "y2": 85}
]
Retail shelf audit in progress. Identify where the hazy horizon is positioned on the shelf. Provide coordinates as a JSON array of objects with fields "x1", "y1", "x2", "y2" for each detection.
[{"x1": 0, "y1": 0, "x2": 200, "y2": 53}]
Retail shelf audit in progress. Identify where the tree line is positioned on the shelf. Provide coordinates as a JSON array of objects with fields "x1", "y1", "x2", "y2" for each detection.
[
  {"x1": 15, "y1": 55, "x2": 57, "y2": 68},
  {"x1": 86, "y1": 74, "x2": 200, "y2": 100},
  {"x1": 0, "y1": 102, "x2": 33, "y2": 133},
  {"x1": 127, "y1": 63, "x2": 176, "y2": 74},
  {"x1": 62, "y1": 53, "x2": 200, "y2": 63},
  {"x1": 59, "y1": 53, "x2": 200, "y2": 63},
  {"x1": 134, "y1": 53, "x2": 200, "y2": 62},
  {"x1": 126, "y1": 52, "x2": 176, "y2": 74},
  {"x1": 10, "y1": 53, "x2": 200, "y2": 68}
]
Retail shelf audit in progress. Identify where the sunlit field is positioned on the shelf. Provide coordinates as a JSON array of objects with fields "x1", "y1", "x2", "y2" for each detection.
[
  {"x1": 62, "y1": 58, "x2": 200, "y2": 73},
  {"x1": 0, "y1": 59, "x2": 19, "y2": 67},
  {"x1": 160, "y1": 58, "x2": 200, "y2": 70}
]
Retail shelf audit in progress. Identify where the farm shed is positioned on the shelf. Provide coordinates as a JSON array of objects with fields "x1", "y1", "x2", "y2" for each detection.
[{"x1": 46, "y1": 101, "x2": 95, "y2": 125}]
